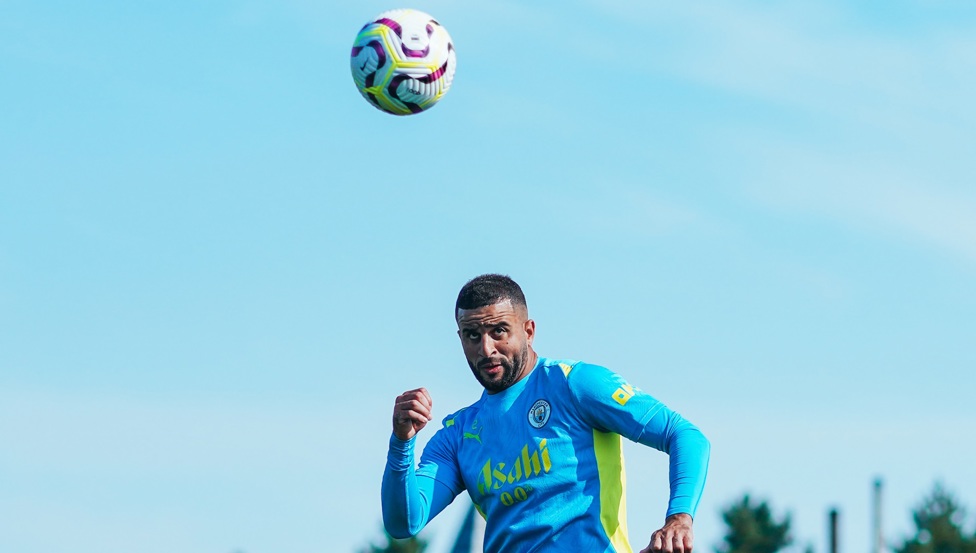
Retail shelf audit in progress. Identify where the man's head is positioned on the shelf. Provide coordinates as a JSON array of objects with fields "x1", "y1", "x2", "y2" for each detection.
[
  {"x1": 455, "y1": 273, "x2": 528, "y2": 319},
  {"x1": 455, "y1": 274, "x2": 536, "y2": 393}
]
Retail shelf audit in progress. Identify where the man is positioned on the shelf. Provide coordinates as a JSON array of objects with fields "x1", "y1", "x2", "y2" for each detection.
[{"x1": 382, "y1": 274, "x2": 710, "y2": 553}]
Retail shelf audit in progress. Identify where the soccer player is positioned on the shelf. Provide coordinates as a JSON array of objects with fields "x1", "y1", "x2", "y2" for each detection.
[{"x1": 382, "y1": 274, "x2": 710, "y2": 553}]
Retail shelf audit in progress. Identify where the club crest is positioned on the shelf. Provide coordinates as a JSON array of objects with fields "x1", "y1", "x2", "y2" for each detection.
[{"x1": 528, "y1": 399, "x2": 551, "y2": 429}]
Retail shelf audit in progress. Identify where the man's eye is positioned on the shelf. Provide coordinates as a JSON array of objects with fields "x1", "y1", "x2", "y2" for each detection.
[{"x1": 466, "y1": 331, "x2": 480, "y2": 340}]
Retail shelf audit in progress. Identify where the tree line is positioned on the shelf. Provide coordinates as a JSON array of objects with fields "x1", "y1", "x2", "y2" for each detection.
[{"x1": 359, "y1": 483, "x2": 976, "y2": 553}]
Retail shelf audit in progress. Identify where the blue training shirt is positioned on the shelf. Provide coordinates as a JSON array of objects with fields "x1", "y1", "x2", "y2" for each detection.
[{"x1": 382, "y1": 357, "x2": 710, "y2": 553}]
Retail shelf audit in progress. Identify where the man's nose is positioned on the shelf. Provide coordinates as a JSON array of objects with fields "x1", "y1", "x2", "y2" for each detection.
[{"x1": 479, "y1": 335, "x2": 497, "y2": 357}]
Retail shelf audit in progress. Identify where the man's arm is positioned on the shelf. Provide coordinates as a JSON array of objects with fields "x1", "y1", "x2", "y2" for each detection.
[
  {"x1": 566, "y1": 364, "x2": 710, "y2": 553},
  {"x1": 381, "y1": 434, "x2": 457, "y2": 538},
  {"x1": 635, "y1": 409, "x2": 710, "y2": 553},
  {"x1": 381, "y1": 388, "x2": 459, "y2": 538},
  {"x1": 635, "y1": 408, "x2": 711, "y2": 520}
]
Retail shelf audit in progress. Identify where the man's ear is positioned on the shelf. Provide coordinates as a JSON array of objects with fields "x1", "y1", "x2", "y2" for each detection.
[{"x1": 524, "y1": 319, "x2": 536, "y2": 345}]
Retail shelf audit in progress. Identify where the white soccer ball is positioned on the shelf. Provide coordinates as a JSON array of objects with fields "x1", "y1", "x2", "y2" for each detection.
[{"x1": 350, "y1": 9, "x2": 457, "y2": 115}]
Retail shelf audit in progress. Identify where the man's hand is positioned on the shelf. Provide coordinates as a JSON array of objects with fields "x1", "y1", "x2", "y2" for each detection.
[
  {"x1": 392, "y1": 387, "x2": 433, "y2": 441},
  {"x1": 641, "y1": 513, "x2": 694, "y2": 553}
]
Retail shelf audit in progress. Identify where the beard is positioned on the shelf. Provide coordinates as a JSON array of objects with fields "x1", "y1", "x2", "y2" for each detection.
[{"x1": 469, "y1": 344, "x2": 529, "y2": 393}]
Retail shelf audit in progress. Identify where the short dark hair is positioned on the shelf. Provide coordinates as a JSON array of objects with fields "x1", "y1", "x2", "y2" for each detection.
[{"x1": 455, "y1": 274, "x2": 527, "y2": 318}]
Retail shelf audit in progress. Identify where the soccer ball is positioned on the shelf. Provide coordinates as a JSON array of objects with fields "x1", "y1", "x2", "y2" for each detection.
[{"x1": 350, "y1": 9, "x2": 457, "y2": 115}]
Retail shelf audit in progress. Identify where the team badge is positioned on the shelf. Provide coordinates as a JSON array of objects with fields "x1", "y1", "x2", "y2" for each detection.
[{"x1": 528, "y1": 399, "x2": 551, "y2": 429}]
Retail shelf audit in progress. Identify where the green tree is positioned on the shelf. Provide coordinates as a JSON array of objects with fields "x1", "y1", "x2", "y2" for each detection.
[
  {"x1": 358, "y1": 530, "x2": 428, "y2": 553},
  {"x1": 894, "y1": 483, "x2": 976, "y2": 553},
  {"x1": 717, "y1": 495, "x2": 792, "y2": 553}
]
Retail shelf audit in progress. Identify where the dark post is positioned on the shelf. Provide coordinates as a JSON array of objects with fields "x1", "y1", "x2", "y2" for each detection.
[
  {"x1": 829, "y1": 508, "x2": 840, "y2": 553},
  {"x1": 873, "y1": 478, "x2": 884, "y2": 553}
]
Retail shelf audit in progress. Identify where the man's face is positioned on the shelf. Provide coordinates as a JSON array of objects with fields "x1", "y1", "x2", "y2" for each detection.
[{"x1": 456, "y1": 300, "x2": 536, "y2": 393}]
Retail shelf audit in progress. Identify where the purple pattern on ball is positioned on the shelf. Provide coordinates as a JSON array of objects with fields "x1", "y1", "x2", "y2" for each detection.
[
  {"x1": 357, "y1": 40, "x2": 387, "y2": 88},
  {"x1": 368, "y1": 40, "x2": 386, "y2": 68},
  {"x1": 387, "y1": 74, "x2": 423, "y2": 114},
  {"x1": 375, "y1": 18, "x2": 402, "y2": 38},
  {"x1": 417, "y1": 59, "x2": 448, "y2": 84},
  {"x1": 401, "y1": 44, "x2": 430, "y2": 58}
]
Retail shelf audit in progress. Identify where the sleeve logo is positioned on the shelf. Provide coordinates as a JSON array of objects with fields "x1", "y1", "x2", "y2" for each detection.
[{"x1": 612, "y1": 384, "x2": 637, "y2": 406}]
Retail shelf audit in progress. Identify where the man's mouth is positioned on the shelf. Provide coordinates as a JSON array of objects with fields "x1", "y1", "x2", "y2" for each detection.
[{"x1": 479, "y1": 361, "x2": 503, "y2": 376}]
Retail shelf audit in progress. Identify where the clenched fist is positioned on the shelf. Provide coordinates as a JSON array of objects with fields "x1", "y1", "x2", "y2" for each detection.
[{"x1": 392, "y1": 387, "x2": 433, "y2": 441}]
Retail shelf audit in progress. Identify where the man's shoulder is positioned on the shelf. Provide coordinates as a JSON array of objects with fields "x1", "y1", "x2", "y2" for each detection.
[
  {"x1": 437, "y1": 399, "x2": 484, "y2": 431},
  {"x1": 536, "y1": 358, "x2": 632, "y2": 402},
  {"x1": 535, "y1": 356, "x2": 581, "y2": 379},
  {"x1": 439, "y1": 407, "x2": 468, "y2": 430},
  {"x1": 537, "y1": 357, "x2": 614, "y2": 381}
]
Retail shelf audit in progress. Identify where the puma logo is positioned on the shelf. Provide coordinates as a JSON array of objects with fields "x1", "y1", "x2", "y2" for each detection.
[{"x1": 463, "y1": 420, "x2": 483, "y2": 443}]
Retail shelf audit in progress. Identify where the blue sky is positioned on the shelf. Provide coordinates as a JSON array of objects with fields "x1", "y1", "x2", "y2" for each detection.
[{"x1": 2, "y1": 1, "x2": 975, "y2": 553}]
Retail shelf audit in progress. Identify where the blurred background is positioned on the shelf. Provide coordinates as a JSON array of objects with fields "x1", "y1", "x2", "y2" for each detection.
[{"x1": 1, "y1": 1, "x2": 974, "y2": 552}]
